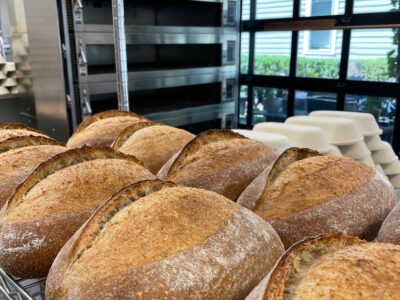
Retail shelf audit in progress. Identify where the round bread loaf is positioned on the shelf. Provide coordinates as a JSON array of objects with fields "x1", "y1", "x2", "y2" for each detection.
[
  {"x1": 237, "y1": 148, "x2": 397, "y2": 248},
  {"x1": 113, "y1": 122, "x2": 194, "y2": 174},
  {"x1": 0, "y1": 123, "x2": 48, "y2": 143},
  {"x1": 376, "y1": 201, "x2": 400, "y2": 245},
  {"x1": 67, "y1": 110, "x2": 147, "y2": 148},
  {"x1": 46, "y1": 180, "x2": 284, "y2": 300},
  {"x1": 0, "y1": 147, "x2": 155, "y2": 278},
  {"x1": 158, "y1": 130, "x2": 278, "y2": 201},
  {"x1": 0, "y1": 136, "x2": 67, "y2": 208},
  {"x1": 246, "y1": 233, "x2": 400, "y2": 300}
]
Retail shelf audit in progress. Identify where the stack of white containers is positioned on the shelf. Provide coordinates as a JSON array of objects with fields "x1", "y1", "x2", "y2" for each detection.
[
  {"x1": 251, "y1": 110, "x2": 399, "y2": 190},
  {"x1": 0, "y1": 55, "x2": 17, "y2": 96},
  {"x1": 252, "y1": 122, "x2": 342, "y2": 156},
  {"x1": 232, "y1": 129, "x2": 292, "y2": 155},
  {"x1": 309, "y1": 111, "x2": 400, "y2": 188}
]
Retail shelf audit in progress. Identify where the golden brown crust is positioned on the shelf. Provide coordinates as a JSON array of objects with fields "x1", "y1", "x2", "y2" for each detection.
[
  {"x1": 72, "y1": 110, "x2": 144, "y2": 134},
  {"x1": 114, "y1": 124, "x2": 195, "y2": 174},
  {"x1": 376, "y1": 201, "x2": 400, "y2": 245},
  {"x1": 0, "y1": 122, "x2": 46, "y2": 134},
  {"x1": 0, "y1": 147, "x2": 155, "y2": 278},
  {"x1": 259, "y1": 233, "x2": 400, "y2": 300},
  {"x1": 167, "y1": 129, "x2": 247, "y2": 178},
  {"x1": 111, "y1": 120, "x2": 156, "y2": 149},
  {"x1": 0, "y1": 123, "x2": 48, "y2": 143},
  {"x1": 5, "y1": 146, "x2": 143, "y2": 212},
  {"x1": 0, "y1": 136, "x2": 64, "y2": 154},
  {"x1": 46, "y1": 180, "x2": 284, "y2": 300},
  {"x1": 163, "y1": 130, "x2": 277, "y2": 201},
  {"x1": 263, "y1": 233, "x2": 364, "y2": 300},
  {"x1": 67, "y1": 111, "x2": 146, "y2": 148},
  {"x1": 237, "y1": 148, "x2": 321, "y2": 210},
  {"x1": 0, "y1": 137, "x2": 67, "y2": 208},
  {"x1": 254, "y1": 156, "x2": 374, "y2": 220}
]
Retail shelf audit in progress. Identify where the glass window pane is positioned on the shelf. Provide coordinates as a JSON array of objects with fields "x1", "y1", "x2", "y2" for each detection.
[
  {"x1": 348, "y1": 29, "x2": 399, "y2": 82},
  {"x1": 300, "y1": 0, "x2": 345, "y2": 17},
  {"x1": 239, "y1": 86, "x2": 249, "y2": 125},
  {"x1": 255, "y1": 31, "x2": 292, "y2": 76},
  {"x1": 345, "y1": 95, "x2": 397, "y2": 143},
  {"x1": 242, "y1": 0, "x2": 250, "y2": 20},
  {"x1": 295, "y1": 90, "x2": 337, "y2": 115},
  {"x1": 353, "y1": 0, "x2": 400, "y2": 14},
  {"x1": 256, "y1": 0, "x2": 293, "y2": 19},
  {"x1": 253, "y1": 87, "x2": 288, "y2": 124},
  {"x1": 297, "y1": 30, "x2": 342, "y2": 79},
  {"x1": 241, "y1": 33, "x2": 250, "y2": 74}
]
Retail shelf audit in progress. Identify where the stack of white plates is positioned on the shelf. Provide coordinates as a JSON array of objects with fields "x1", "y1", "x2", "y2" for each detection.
[{"x1": 233, "y1": 129, "x2": 291, "y2": 154}]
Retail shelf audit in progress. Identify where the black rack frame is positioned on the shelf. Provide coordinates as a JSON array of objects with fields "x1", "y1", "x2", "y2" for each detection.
[{"x1": 239, "y1": 0, "x2": 400, "y2": 154}]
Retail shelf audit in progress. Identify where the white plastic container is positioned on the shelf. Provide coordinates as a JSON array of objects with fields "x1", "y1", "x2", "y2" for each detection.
[
  {"x1": 364, "y1": 135, "x2": 384, "y2": 151},
  {"x1": 253, "y1": 122, "x2": 331, "y2": 153},
  {"x1": 3, "y1": 62, "x2": 16, "y2": 74},
  {"x1": 233, "y1": 129, "x2": 291, "y2": 154},
  {"x1": 310, "y1": 110, "x2": 382, "y2": 136},
  {"x1": 0, "y1": 72, "x2": 5, "y2": 80},
  {"x1": 356, "y1": 155, "x2": 375, "y2": 168},
  {"x1": 285, "y1": 116, "x2": 363, "y2": 145},
  {"x1": 382, "y1": 160, "x2": 400, "y2": 176},
  {"x1": 322, "y1": 145, "x2": 342, "y2": 156},
  {"x1": 389, "y1": 174, "x2": 400, "y2": 189},
  {"x1": 375, "y1": 164, "x2": 386, "y2": 176},
  {"x1": 371, "y1": 142, "x2": 398, "y2": 164},
  {"x1": 339, "y1": 141, "x2": 371, "y2": 160}
]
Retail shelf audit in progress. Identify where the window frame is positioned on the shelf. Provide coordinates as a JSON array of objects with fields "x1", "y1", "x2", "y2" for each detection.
[{"x1": 239, "y1": 0, "x2": 400, "y2": 154}]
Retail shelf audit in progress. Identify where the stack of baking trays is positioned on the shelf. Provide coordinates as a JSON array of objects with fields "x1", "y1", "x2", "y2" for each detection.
[
  {"x1": 0, "y1": 59, "x2": 17, "y2": 97},
  {"x1": 0, "y1": 110, "x2": 399, "y2": 299}
]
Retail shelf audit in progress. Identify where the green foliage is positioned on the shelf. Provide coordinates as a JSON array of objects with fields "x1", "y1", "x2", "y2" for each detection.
[{"x1": 241, "y1": 55, "x2": 394, "y2": 81}]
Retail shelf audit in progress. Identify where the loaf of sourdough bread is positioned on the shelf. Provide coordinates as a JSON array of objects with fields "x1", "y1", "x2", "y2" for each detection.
[
  {"x1": 0, "y1": 147, "x2": 155, "y2": 278},
  {"x1": 158, "y1": 130, "x2": 277, "y2": 201},
  {"x1": 246, "y1": 233, "x2": 400, "y2": 300},
  {"x1": 376, "y1": 201, "x2": 400, "y2": 244},
  {"x1": 67, "y1": 110, "x2": 147, "y2": 148},
  {"x1": 0, "y1": 123, "x2": 48, "y2": 142},
  {"x1": 46, "y1": 180, "x2": 284, "y2": 300},
  {"x1": 113, "y1": 122, "x2": 194, "y2": 174},
  {"x1": 237, "y1": 148, "x2": 397, "y2": 248},
  {"x1": 0, "y1": 136, "x2": 67, "y2": 208}
]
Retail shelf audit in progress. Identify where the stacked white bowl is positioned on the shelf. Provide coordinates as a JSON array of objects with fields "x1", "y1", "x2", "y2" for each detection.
[
  {"x1": 0, "y1": 58, "x2": 17, "y2": 96},
  {"x1": 252, "y1": 122, "x2": 341, "y2": 156},
  {"x1": 309, "y1": 111, "x2": 400, "y2": 188},
  {"x1": 232, "y1": 129, "x2": 292, "y2": 155}
]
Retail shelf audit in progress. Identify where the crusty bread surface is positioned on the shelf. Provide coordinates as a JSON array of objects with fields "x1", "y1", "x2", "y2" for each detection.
[
  {"x1": 247, "y1": 233, "x2": 400, "y2": 300},
  {"x1": 46, "y1": 180, "x2": 285, "y2": 300},
  {"x1": 114, "y1": 124, "x2": 194, "y2": 174},
  {"x1": 376, "y1": 201, "x2": 400, "y2": 245},
  {"x1": 67, "y1": 110, "x2": 145, "y2": 148},
  {"x1": 0, "y1": 123, "x2": 47, "y2": 143},
  {"x1": 238, "y1": 148, "x2": 397, "y2": 248},
  {"x1": 160, "y1": 130, "x2": 277, "y2": 201},
  {"x1": 0, "y1": 147, "x2": 155, "y2": 278},
  {"x1": 0, "y1": 136, "x2": 67, "y2": 208}
]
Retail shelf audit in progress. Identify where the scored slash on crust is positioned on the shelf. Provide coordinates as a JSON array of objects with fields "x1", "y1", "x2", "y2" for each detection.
[
  {"x1": 71, "y1": 110, "x2": 145, "y2": 136},
  {"x1": 5, "y1": 147, "x2": 145, "y2": 213},
  {"x1": 0, "y1": 123, "x2": 47, "y2": 135},
  {"x1": 67, "y1": 180, "x2": 176, "y2": 268},
  {"x1": 112, "y1": 120, "x2": 157, "y2": 150},
  {"x1": 164, "y1": 129, "x2": 248, "y2": 178},
  {"x1": 0, "y1": 136, "x2": 65, "y2": 155}
]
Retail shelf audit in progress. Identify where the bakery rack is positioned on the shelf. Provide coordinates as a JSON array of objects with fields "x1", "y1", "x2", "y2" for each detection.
[{"x1": 0, "y1": 269, "x2": 44, "y2": 300}]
